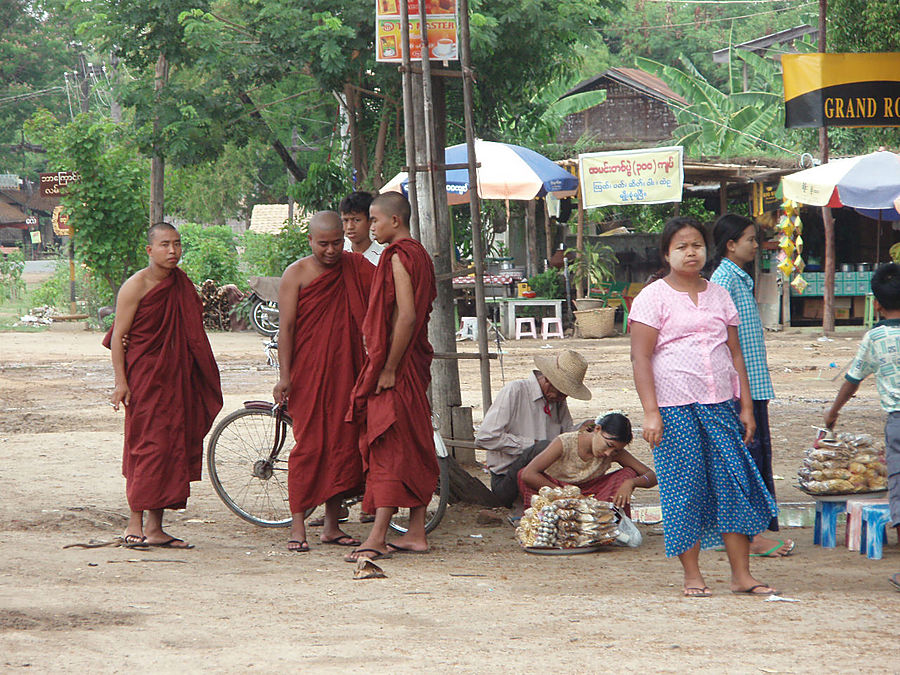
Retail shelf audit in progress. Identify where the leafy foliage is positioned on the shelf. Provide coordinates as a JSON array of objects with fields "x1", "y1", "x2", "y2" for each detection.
[
  {"x1": 636, "y1": 53, "x2": 808, "y2": 158},
  {"x1": 31, "y1": 255, "x2": 114, "y2": 312},
  {"x1": 178, "y1": 222, "x2": 244, "y2": 287},
  {"x1": 25, "y1": 111, "x2": 148, "y2": 297},
  {"x1": 294, "y1": 162, "x2": 353, "y2": 212},
  {"x1": 566, "y1": 240, "x2": 618, "y2": 296},
  {"x1": 527, "y1": 268, "x2": 564, "y2": 299},
  {"x1": 0, "y1": 248, "x2": 26, "y2": 301},
  {"x1": 240, "y1": 223, "x2": 312, "y2": 278}
]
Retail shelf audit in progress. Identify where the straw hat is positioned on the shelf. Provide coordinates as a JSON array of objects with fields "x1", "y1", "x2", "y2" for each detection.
[{"x1": 533, "y1": 350, "x2": 592, "y2": 400}]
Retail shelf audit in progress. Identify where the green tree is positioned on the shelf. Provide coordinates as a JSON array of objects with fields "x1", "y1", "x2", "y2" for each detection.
[
  {"x1": 25, "y1": 111, "x2": 148, "y2": 296},
  {"x1": 178, "y1": 222, "x2": 243, "y2": 286}
]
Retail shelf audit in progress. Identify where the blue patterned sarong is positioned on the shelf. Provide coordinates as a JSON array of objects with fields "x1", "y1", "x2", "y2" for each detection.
[{"x1": 654, "y1": 401, "x2": 778, "y2": 557}]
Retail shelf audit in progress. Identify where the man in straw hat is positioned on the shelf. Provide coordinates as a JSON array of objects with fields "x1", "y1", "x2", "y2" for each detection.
[{"x1": 476, "y1": 349, "x2": 592, "y2": 508}]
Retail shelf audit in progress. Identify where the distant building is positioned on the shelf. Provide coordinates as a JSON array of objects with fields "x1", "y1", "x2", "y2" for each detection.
[
  {"x1": 248, "y1": 203, "x2": 309, "y2": 235},
  {"x1": 556, "y1": 67, "x2": 688, "y2": 149}
]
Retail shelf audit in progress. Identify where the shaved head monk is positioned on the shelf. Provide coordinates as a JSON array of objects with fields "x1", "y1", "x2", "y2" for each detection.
[
  {"x1": 273, "y1": 210, "x2": 375, "y2": 552},
  {"x1": 105, "y1": 222, "x2": 223, "y2": 549},
  {"x1": 345, "y1": 192, "x2": 437, "y2": 562}
]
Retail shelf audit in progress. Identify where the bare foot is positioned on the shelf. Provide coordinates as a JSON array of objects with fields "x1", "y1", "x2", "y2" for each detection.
[
  {"x1": 343, "y1": 539, "x2": 390, "y2": 562},
  {"x1": 386, "y1": 535, "x2": 428, "y2": 553},
  {"x1": 287, "y1": 539, "x2": 309, "y2": 552},
  {"x1": 321, "y1": 531, "x2": 360, "y2": 547},
  {"x1": 750, "y1": 535, "x2": 794, "y2": 557},
  {"x1": 730, "y1": 575, "x2": 777, "y2": 595},
  {"x1": 683, "y1": 573, "x2": 709, "y2": 598}
]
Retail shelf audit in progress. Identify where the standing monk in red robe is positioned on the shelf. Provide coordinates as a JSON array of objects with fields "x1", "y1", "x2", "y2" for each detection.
[
  {"x1": 344, "y1": 192, "x2": 437, "y2": 562},
  {"x1": 106, "y1": 222, "x2": 223, "y2": 549},
  {"x1": 273, "y1": 211, "x2": 374, "y2": 552}
]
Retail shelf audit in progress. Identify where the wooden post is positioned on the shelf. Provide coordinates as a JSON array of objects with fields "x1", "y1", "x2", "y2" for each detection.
[
  {"x1": 575, "y1": 193, "x2": 585, "y2": 298},
  {"x1": 719, "y1": 179, "x2": 728, "y2": 216},
  {"x1": 420, "y1": 47, "x2": 464, "y2": 453},
  {"x1": 399, "y1": 1, "x2": 419, "y2": 237},
  {"x1": 524, "y1": 199, "x2": 538, "y2": 277},
  {"x1": 818, "y1": 0, "x2": 834, "y2": 333},
  {"x1": 149, "y1": 53, "x2": 168, "y2": 226},
  {"x1": 459, "y1": 0, "x2": 492, "y2": 412}
]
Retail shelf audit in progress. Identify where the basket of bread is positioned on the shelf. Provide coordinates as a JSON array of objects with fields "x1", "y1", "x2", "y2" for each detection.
[{"x1": 797, "y1": 430, "x2": 887, "y2": 495}]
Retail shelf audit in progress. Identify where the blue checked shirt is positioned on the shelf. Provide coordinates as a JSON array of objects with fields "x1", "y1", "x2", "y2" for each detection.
[
  {"x1": 846, "y1": 319, "x2": 900, "y2": 412},
  {"x1": 710, "y1": 258, "x2": 775, "y2": 400}
]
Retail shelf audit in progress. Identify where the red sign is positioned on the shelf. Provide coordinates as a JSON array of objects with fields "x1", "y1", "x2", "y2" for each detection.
[
  {"x1": 39, "y1": 171, "x2": 81, "y2": 197},
  {"x1": 52, "y1": 205, "x2": 71, "y2": 235}
]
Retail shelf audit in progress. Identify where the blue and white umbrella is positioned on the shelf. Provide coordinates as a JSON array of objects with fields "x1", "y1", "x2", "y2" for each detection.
[
  {"x1": 382, "y1": 139, "x2": 579, "y2": 205},
  {"x1": 782, "y1": 150, "x2": 900, "y2": 221}
]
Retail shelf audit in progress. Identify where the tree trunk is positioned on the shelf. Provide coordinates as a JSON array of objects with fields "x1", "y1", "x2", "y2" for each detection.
[
  {"x1": 150, "y1": 53, "x2": 168, "y2": 226},
  {"x1": 446, "y1": 456, "x2": 502, "y2": 507},
  {"x1": 371, "y1": 102, "x2": 391, "y2": 189},
  {"x1": 238, "y1": 91, "x2": 306, "y2": 183}
]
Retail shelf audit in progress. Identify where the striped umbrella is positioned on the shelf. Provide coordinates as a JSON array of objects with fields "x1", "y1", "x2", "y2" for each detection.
[{"x1": 381, "y1": 139, "x2": 578, "y2": 205}]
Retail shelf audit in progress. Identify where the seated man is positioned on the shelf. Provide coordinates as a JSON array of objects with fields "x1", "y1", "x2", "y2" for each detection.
[{"x1": 475, "y1": 350, "x2": 592, "y2": 507}]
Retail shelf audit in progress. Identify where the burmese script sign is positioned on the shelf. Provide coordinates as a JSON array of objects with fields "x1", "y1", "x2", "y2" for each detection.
[
  {"x1": 52, "y1": 205, "x2": 71, "y2": 236},
  {"x1": 376, "y1": 0, "x2": 458, "y2": 62},
  {"x1": 578, "y1": 146, "x2": 684, "y2": 209},
  {"x1": 39, "y1": 171, "x2": 81, "y2": 197},
  {"x1": 782, "y1": 53, "x2": 900, "y2": 128}
]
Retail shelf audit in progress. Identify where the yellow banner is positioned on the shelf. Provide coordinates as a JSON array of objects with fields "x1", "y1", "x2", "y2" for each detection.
[
  {"x1": 578, "y1": 147, "x2": 683, "y2": 209},
  {"x1": 782, "y1": 53, "x2": 900, "y2": 128}
]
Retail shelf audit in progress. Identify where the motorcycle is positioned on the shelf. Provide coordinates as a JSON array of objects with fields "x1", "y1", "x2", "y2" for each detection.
[{"x1": 246, "y1": 276, "x2": 280, "y2": 337}]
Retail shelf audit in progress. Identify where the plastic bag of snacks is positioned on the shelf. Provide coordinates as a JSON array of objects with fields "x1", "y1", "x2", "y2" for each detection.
[
  {"x1": 515, "y1": 485, "x2": 620, "y2": 549},
  {"x1": 797, "y1": 431, "x2": 887, "y2": 494}
]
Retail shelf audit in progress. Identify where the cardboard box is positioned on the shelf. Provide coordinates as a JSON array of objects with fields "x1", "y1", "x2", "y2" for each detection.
[
  {"x1": 852, "y1": 296, "x2": 867, "y2": 319},
  {"x1": 835, "y1": 297, "x2": 852, "y2": 320},
  {"x1": 802, "y1": 298, "x2": 824, "y2": 319}
]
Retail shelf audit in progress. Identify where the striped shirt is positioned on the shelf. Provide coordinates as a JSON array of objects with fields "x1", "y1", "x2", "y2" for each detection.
[{"x1": 710, "y1": 258, "x2": 775, "y2": 401}]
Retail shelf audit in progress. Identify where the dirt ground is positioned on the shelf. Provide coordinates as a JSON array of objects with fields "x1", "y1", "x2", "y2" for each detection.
[{"x1": 0, "y1": 315, "x2": 897, "y2": 673}]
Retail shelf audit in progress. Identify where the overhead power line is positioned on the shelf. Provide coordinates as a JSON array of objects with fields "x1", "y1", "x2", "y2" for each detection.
[{"x1": 597, "y1": 2, "x2": 814, "y2": 32}]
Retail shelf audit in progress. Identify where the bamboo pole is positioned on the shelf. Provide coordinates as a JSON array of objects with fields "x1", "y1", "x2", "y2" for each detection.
[{"x1": 399, "y1": 1, "x2": 419, "y2": 238}]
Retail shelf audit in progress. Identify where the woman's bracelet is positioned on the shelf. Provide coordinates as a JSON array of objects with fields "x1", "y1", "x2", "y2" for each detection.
[{"x1": 635, "y1": 472, "x2": 651, "y2": 486}]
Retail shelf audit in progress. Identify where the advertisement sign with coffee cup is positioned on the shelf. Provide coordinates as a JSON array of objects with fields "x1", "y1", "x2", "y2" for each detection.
[{"x1": 376, "y1": 0, "x2": 458, "y2": 62}]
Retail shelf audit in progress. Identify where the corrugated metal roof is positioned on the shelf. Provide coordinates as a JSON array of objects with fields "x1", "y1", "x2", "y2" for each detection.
[{"x1": 561, "y1": 67, "x2": 688, "y2": 106}]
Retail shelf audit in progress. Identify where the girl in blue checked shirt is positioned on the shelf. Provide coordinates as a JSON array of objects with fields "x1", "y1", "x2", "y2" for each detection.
[{"x1": 710, "y1": 214, "x2": 794, "y2": 559}]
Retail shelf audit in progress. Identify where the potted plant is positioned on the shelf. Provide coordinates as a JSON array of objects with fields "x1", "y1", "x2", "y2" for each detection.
[{"x1": 565, "y1": 240, "x2": 618, "y2": 309}]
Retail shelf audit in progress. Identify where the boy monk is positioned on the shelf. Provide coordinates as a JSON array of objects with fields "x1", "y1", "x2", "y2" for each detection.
[
  {"x1": 273, "y1": 211, "x2": 375, "y2": 552},
  {"x1": 106, "y1": 222, "x2": 223, "y2": 549},
  {"x1": 345, "y1": 192, "x2": 437, "y2": 562}
]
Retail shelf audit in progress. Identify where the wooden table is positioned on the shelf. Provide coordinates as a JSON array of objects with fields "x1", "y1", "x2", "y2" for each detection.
[{"x1": 485, "y1": 298, "x2": 565, "y2": 337}]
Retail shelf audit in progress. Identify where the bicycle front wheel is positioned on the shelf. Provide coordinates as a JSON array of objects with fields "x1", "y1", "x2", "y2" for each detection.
[{"x1": 207, "y1": 407, "x2": 293, "y2": 527}]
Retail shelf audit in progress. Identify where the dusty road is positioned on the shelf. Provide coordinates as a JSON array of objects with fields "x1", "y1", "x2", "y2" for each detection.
[{"x1": 0, "y1": 326, "x2": 896, "y2": 673}]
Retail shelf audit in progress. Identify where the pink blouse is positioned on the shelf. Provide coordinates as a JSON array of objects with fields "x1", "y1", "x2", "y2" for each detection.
[{"x1": 628, "y1": 279, "x2": 740, "y2": 407}]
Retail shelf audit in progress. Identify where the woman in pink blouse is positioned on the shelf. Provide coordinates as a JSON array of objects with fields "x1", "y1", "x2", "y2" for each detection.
[{"x1": 629, "y1": 217, "x2": 778, "y2": 598}]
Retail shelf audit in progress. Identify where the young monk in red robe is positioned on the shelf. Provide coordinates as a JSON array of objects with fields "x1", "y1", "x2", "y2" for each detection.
[
  {"x1": 273, "y1": 211, "x2": 374, "y2": 552},
  {"x1": 106, "y1": 222, "x2": 222, "y2": 549},
  {"x1": 345, "y1": 192, "x2": 438, "y2": 562}
]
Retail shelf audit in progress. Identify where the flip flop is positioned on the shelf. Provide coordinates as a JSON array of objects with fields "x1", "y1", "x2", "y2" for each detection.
[
  {"x1": 889, "y1": 573, "x2": 900, "y2": 592},
  {"x1": 344, "y1": 548, "x2": 392, "y2": 563},
  {"x1": 386, "y1": 542, "x2": 429, "y2": 554},
  {"x1": 146, "y1": 537, "x2": 194, "y2": 549},
  {"x1": 683, "y1": 586, "x2": 712, "y2": 598},
  {"x1": 732, "y1": 584, "x2": 777, "y2": 596},
  {"x1": 121, "y1": 534, "x2": 147, "y2": 548},
  {"x1": 287, "y1": 539, "x2": 309, "y2": 552},
  {"x1": 321, "y1": 535, "x2": 360, "y2": 547},
  {"x1": 750, "y1": 539, "x2": 792, "y2": 558}
]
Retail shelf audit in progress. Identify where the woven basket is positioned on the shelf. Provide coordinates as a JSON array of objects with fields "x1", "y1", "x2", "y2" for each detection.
[{"x1": 574, "y1": 307, "x2": 616, "y2": 338}]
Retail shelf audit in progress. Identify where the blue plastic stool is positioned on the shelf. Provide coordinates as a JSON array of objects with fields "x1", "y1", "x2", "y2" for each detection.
[
  {"x1": 814, "y1": 500, "x2": 847, "y2": 548},
  {"x1": 859, "y1": 504, "x2": 892, "y2": 560}
]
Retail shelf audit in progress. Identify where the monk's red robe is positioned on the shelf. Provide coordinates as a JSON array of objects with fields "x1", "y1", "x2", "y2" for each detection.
[
  {"x1": 103, "y1": 268, "x2": 223, "y2": 511},
  {"x1": 348, "y1": 238, "x2": 438, "y2": 512},
  {"x1": 286, "y1": 252, "x2": 374, "y2": 514}
]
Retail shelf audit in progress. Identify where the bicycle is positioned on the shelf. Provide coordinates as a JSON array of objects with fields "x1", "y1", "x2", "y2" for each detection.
[{"x1": 206, "y1": 339, "x2": 450, "y2": 533}]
